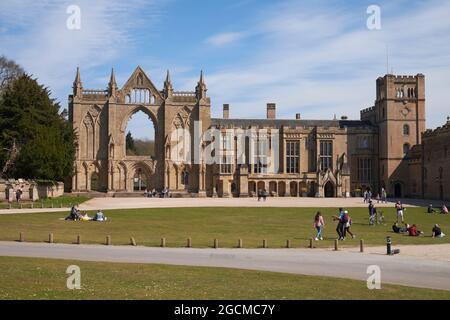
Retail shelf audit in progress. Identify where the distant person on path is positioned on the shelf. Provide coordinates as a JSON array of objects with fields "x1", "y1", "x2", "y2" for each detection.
[
  {"x1": 432, "y1": 224, "x2": 445, "y2": 238},
  {"x1": 395, "y1": 201, "x2": 405, "y2": 223},
  {"x1": 441, "y1": 204, "x2": 449, "y2": 214},
  {"x1": 15, "y1": 188, "x2": 22, "y2": 203},
  {"x1": 363, "y1": 190, "x2": 368, "y2": 203},
  {"x1": 313, "y1": 211, "x2": 325, "y2": 241},
  {"x1": 381, "y1": 188, "x2": 387, "y2": 203}
]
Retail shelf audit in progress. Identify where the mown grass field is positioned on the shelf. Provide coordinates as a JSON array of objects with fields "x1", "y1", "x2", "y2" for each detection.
[
  {"x1": 0, "y1": 206, "x2": 448, "y2": 248},
  {"x1": 0, "y1": 195, "x2": 91, "y2": 209},
  {"x1": 1, "y1": 256, "x2": 449, "y2": 300}
]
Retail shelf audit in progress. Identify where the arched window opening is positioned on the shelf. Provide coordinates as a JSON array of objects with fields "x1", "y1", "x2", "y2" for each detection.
[
  {"x1": 125, "y1": 110, "x2": 155, "y2": 157},
  {"x1": 403, "y1": 124, "x2": 410, "y2": 136}
]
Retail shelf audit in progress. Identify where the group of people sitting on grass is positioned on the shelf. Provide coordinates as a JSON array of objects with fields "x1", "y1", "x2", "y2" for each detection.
[
  {"x1": 392, "y1": 222, "x2": 445, "y2": 238},
  {"x1": 427, "y1": 204, "x2": 449, "y2": 214},
  {"x1": 144, "y1": 187, "x2": 170, "y2": 198},
  {"x1": 65, "y1": 205, "x2": 107, "y2": 222},
  {"x1": 313, "y1": 208, "x2": 356, "y2": 241}
]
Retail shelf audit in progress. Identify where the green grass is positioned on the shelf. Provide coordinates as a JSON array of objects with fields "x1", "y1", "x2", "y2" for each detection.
[
  {"x1": 0, "y1": 207, "x2": 448, "y2": 248},
  {"x1": 0, "y1": 195, "x2": 91, "y2": 209},
  {"x1": 0, "y1": 256, "x2": 449, "y2": 300}
]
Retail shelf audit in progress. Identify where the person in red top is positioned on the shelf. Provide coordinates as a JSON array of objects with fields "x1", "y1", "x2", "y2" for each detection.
[{"x1": 408, "y1": 224, "x2": 423, "y2": 237}]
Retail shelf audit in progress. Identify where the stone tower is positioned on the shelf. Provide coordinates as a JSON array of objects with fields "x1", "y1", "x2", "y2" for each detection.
[{"x1": 373, "y1": 74, "x2": 426, "y2": 197}]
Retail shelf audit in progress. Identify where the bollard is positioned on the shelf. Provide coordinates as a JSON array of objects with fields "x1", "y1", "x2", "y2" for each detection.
[
  {"x1": 19, "y1": 232, "x2": 25, "y2": 242},
  {"x1": 48, "y1": 233, "x2": 54, "y2": 244},
  {"x1": 309, "y1": 238, "x2": 314, "y2": 249},
  {"x1": 360, "y1": 239, "x2": 364, "y2": 253},
  {"x1": 130, "y1": 237, "x2": 137, "y2": 246},
  {"x1": 214, "y1": 238, "x2": 219, "y2": 249},
  {"x1": 187, "y1": 238, "x2": 192, "y2": 248},
  {"x1": 238, "y1": 239, "x2": 243, "y2": 248},
  {"x1": 263, "y1": 239, "x2": 268, "y2": 248},
  {"x1": 160, "y1": 237, "x2": 166, "y2": 248},
  {"x1": 386, "y1": 236, "x2": 392, "y2": 255},
  {"x1": 76, "y1": 235, "x2": 81, "y2": 245},
  {"x1": 286, "y1": 239, "x2": 291, "y2": 249},
  {"x1": 106, "y1": 235, "x2": 111, "y2": 245},
  {"x1": 31, "y1": 203, "x2": 33, "y2": 209},
  {"x1": 20, "y1": 203, "x2": 23, "y2": 209},
  {"x1": 60, "y1": 203, "x2": 63, "y2": 208},
  {"x1": 334, "y1": 239, "x2": 339, "y2": 251}
]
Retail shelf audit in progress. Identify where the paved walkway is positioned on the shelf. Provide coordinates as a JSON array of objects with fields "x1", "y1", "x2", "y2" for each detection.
[
  {"x1": 0, "y1": 197, "x2": 437, "y2": 215},
  {"x1": 1, "y1": 241, "x2": 450, "y2": 291}
]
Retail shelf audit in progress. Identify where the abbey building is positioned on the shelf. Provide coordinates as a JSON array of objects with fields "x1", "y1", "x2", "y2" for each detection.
[{"x1": 68, "y1": 67, "x2": 448, "y2": 200}]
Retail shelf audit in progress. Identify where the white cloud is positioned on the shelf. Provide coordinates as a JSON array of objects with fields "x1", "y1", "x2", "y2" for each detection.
[
  {"x1": 206, "y1": 31, "x2": 248, "y2": 47},
  {"x1": 201, "y1": 0, "x2": 450, "y2": 129}
]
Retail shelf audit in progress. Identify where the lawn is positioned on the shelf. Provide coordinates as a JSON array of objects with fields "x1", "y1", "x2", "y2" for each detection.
[
  {"x1": 0, "y1": 256, "x2": 449, "y2": 300},
  {"x1": 0, "y1": 195, "x2": 91, "y2": 209},
  {"x1": 0, "y1": 206, "x2": 448, "y2": 248}
]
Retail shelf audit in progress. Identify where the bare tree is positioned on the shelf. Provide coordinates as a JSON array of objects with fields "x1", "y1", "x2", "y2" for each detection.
[{"x1": 0, "y1": 55, "x2": 24, "y2": 94}]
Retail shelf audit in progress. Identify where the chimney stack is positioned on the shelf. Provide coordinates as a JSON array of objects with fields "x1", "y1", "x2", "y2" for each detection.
[
  {"x1": 296, "y1": 113, "x2": 301, "y2": 120},
  {"x1": 266, "y1": 103, "x2": 276, "y2": 119},
  {"x1": 223, "y1": 104, "x2": 229, "y2": 119}
]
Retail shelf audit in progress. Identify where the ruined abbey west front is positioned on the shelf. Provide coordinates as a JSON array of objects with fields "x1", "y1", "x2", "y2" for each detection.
[{"x1": 68, "y1": 66, "x2": 449, "y2": 200}]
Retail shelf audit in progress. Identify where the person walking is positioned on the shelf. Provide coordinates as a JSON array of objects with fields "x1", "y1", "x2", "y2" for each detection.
[
  {"x1": 395, "y1": 201, "x2": 405, "y2": 223},
  {"x1": 333, "y1": 208, "x2": 347, "y2": 240},
  {"x1": 344, "y1": 213, "x2": 355, "y2": 239},
  {"x1": 313, "y1": 211, "x2": 325, "y2": 241}
]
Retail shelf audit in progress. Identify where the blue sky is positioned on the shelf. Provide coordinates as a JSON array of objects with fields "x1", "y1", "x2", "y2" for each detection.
[{"x1": 1, "y1": 0, "x2": 450, "y2": 139}]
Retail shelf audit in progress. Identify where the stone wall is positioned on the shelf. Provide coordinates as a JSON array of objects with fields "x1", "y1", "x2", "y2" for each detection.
[{"x1": 0, "y1": 179, "x2": 64, "y2": 202}]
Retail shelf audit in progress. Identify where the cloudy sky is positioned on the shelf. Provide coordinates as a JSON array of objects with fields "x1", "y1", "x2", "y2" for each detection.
[{"x1": 1, "y1": 0, "x2": 450, "y2": 139}]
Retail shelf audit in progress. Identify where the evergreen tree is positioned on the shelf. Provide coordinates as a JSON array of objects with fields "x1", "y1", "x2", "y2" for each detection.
[
  {"x1": 126, "y1": 131, "x2": 136, "y2": 155},
  {"x1": 0, "y1": 74, "x2": 75, "y2": 181}
]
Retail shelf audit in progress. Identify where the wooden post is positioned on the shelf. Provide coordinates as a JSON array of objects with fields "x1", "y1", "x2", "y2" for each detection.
[
  {"x1": 106, "y1": 235, "x2": 111, "y2": 245},
  {"x1": 214, "y1": 238, "x2": 219, "y2": 249},
  {"x1": 20, "y1": 203, "x2": 23, "y2": 209},
  {"x1": 51, "y1": 202, "x2": 54, "y2": 208},
  {"x1": 286, "y1": 239, "x2": 291, "y2": 249},
  {"x1": 130, "y1": 237, "x2": 137, "y2": 246},
  {"x1": 334, "y1": 239, "x2": 339, "y2": 251},
  {"x1": 309, "y1": 238, "x2": 313, "y2": 249},
  {"x1": 238, "y1": 239, "x2": 243, "y2": 248},
  {"x1": 263, "y1": 239, "x2": 268, "y2": 248},
  {"x1": 48, "y1": 233, "x2": 54, "y2": 244},
  {"x1": 19, "y1": 232, "x2": 24, "y2": 242},
  {"x1": 360, "y1": 239, "x2": 364, "y2": 253},
  {"x1": 60, "y1": 203, "x2": 63, "y2": 208},
  {"x1": 160, "y1": 238, "x2": 166, "y2": 248}
]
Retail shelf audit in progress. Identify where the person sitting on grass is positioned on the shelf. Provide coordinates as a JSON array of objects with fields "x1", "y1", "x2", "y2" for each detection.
[
  {"x1": 427, "y1": 204, "x2": 436, "y2": 214},
  {"x1": 392, "y1": 222, "x2": 408, "y2": 234},
  {"x1": 432, "y1": 224, "x2": 446, "y2": 238},
  {"x1": 441, "y1": 204, "x2": 449, "y2": 214},
  {"x1": 66, "y1": 205, "x2": 81, "y2": 221},
  {"x1": 93, "y1": 210, "x2": 107, "y2": 222},
  {"x1": 80, "y1": 211, "x2": 92, "y2": 221},
  {"x1": 407, "y1": 224, "x2": 424, "y2": 237}
]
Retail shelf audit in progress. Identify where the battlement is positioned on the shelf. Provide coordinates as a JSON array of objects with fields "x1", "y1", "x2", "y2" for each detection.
[
  {"x1": 423, "y1": 119, "x2": 450, "y2": 138},
  {"x1": 360, "y1": 106, "x2": 375, "y2": 115}
]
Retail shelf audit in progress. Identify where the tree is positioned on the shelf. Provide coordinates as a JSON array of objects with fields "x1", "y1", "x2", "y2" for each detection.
[
  {"x1": 0, "y1": 74, "x2": 75, "y2": 181},
  {"x1": 0, "y1": 56, "x2": 24, "y2": 95},
  {"x1": 126, "y1": 131, "x2": 136, "y2": 155}
]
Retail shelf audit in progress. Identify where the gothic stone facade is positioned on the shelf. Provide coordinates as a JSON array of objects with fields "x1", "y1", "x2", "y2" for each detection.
[{"x1": 69, "y1": 67, "x2": 435, "y2": 198}]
